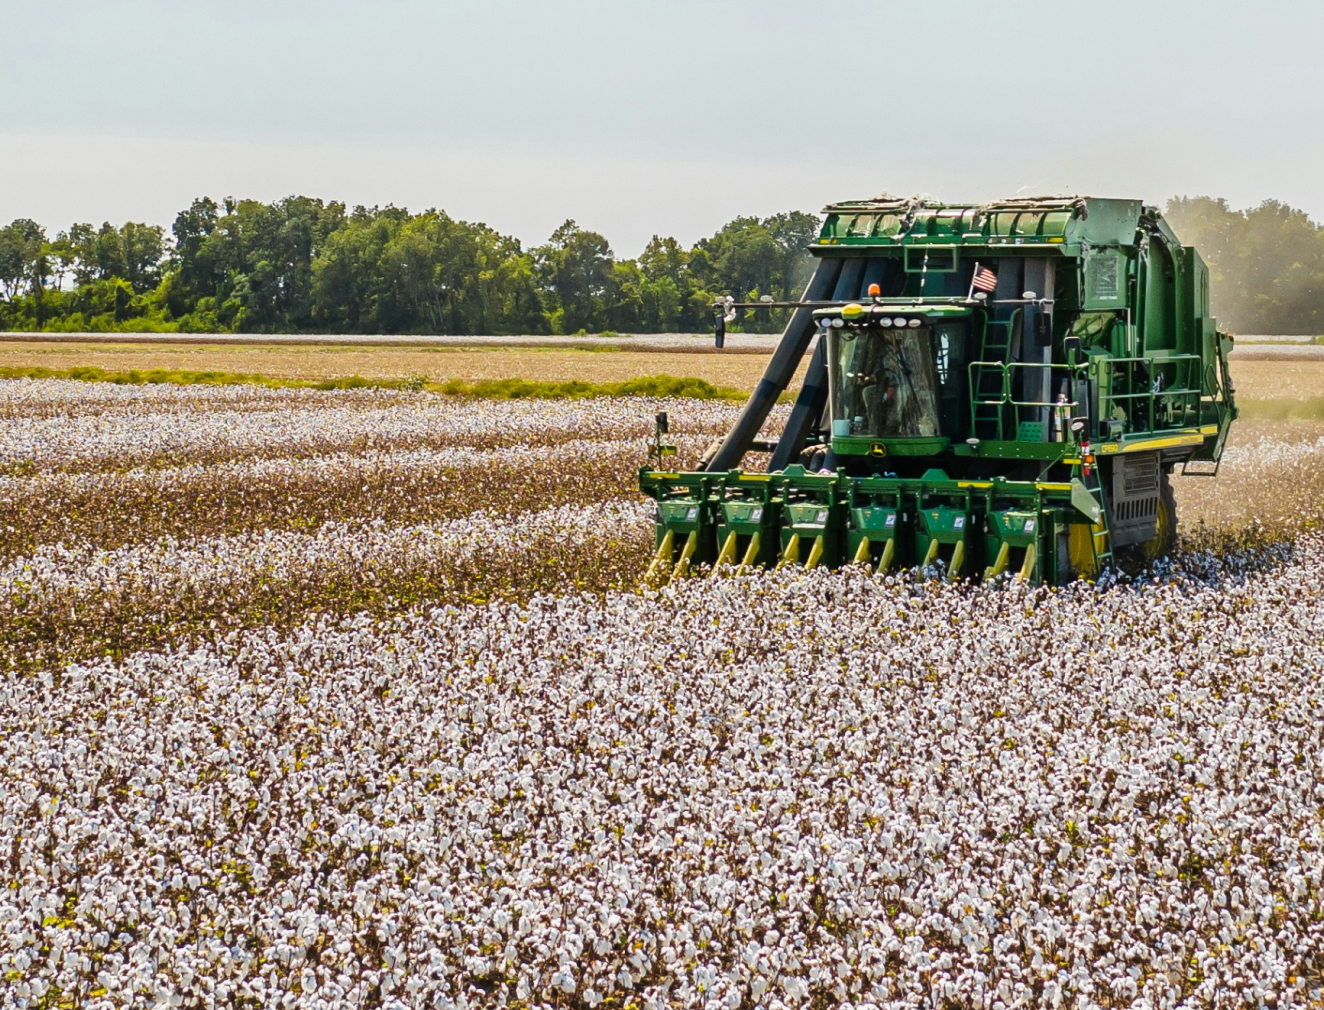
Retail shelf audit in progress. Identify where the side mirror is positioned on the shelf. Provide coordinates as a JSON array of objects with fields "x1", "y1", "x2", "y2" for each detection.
[
  {"x1": 714, "y1": 308, "x2": 726, "y2": 349},
  {"x1": 1064, "y1": 335, "x2": 1081, "y2": 361},
  {"x1": 656, "y1": 411, "x2": 669, "y2": 435}
]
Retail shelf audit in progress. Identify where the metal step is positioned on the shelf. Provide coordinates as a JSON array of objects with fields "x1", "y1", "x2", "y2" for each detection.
[{"x1": 1181, "y1": 458, "x2": 1220, "y2": 477}]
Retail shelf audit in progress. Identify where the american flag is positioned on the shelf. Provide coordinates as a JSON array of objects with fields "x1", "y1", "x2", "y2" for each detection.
[{"x1": 970, "y1": 264, "x2": 998, "y2": 293}]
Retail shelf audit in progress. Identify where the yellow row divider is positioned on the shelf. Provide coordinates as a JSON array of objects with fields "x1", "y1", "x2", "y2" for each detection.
[
  {"x1": 672, "y1": 530, "x2": 697, "y2": 579},
  {"x1": 710, "y1": 530, "x2": 738, "y2": 578},
  {"x1": 1018, "y1": 542, "x2": 1038, "y2": 581},
  {"x1": 776, "y1": 533, "x2": 801, "y2": 570},
  {"x1": 737, "y1": 531, "x2": 761, "y2": 573},
  {"x1": 876, "y1": 538, "x2": 895, "y2": 576},
  {"x1": 922, "y1": 539, "x2": 941, "y2": 569},
  {"x1": 644, "y1": 529, "x2": 675, "y2": 585},
  {"x1": 985, "y1": 541, "x2": 1011, "y2": 580},
  {"x1": 853, "y1": 537, "x2": 872, "y2": 564},
  {"x1": 947, "y1": 540, "x2": 965, "y2": 582},
  {"x1": 804, "y1": 535, "x2": 825, "y2": 570}
]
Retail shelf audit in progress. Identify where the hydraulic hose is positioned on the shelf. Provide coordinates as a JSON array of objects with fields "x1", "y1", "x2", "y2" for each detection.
[
  {"x1": 702, "y1": 258, "x2": 844, "y2": 472},
  {"x1": 768, "y1": 337, "x2": 829, "y2": 472}
]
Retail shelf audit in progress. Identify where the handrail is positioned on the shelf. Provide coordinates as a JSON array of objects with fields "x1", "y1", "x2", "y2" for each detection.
[
  {"x1": 968, "y1": 361, "x2": 1085, "y2": 406},
  {"x1": 967, "y1": 361, "x2": 1084, "y2": 441},
  {"x1": 1096, "y1": 353, "x2": 1208, "y2": 436}
]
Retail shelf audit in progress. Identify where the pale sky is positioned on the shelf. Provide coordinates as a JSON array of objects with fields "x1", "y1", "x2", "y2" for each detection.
[{"x1": 3, "y1": 0, "x2": 1322, "y2": 256}]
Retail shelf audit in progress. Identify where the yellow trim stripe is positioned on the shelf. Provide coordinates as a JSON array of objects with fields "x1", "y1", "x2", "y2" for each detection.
[{"x1": 1122, "y1": 434, "x2": 1204, "y2": 451}]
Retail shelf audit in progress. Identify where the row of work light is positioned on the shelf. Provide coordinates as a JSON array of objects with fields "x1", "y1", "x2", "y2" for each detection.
[{"x1": 822, "y1": 312, "x2": 924, "y2": 329}]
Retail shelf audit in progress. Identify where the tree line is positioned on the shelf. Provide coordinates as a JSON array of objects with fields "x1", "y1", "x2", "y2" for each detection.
[
  {"x1": 1163, "y1": 197, "x2": 1324, "y2": 335},
  {"x1": 0, "y1": 194, "x2": 1319, "y2": 334},
  {"x1": 0, "y1": 197, "x2": 817, "y2": 335}
]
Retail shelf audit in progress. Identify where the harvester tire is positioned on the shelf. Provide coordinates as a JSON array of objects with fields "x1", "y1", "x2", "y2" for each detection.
[{"x1": 1117, "y1": 471, "x2": 1178, "y2": 574}]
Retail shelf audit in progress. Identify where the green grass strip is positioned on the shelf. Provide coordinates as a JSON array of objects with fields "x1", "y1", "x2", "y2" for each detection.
[
  {"x1": 0, "y1": 365, "x2": 748, "y2": 401},
  {"x1": 432, "y1": 375, "x2": 744, "y2": 401}
]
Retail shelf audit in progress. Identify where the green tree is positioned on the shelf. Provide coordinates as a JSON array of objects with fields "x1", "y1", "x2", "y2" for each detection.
[
  {"x1": 45, "y1": 232, "x2": 77, "y2": 292},
  {"x1": 638, "y1": 235, "x2": 701, "y2": 331},
  {"x1": 1166, "y1": 196, "x2": 1324, "y2": 334},
  {"x1": 0, "y1": 219, "x2": 46, "y2": 302},
  {"x1": 534, "y1": 220, "x2": 615, "y2": 333},
  {"x1": 380, "y1": 211, "x2": 533, "y2": 334},
  {"x1": 66, "y1": 221, "x2": 165, "y2": 293},
  {"x1": 310, "y1": 205, "x2": 409, "y2": 332},
  {"x1": 0, "y1": 197, "x2": 834, "y2": 336},
  {"x1": 166, "y1": 195, "x2": 345, "y2": 331},
  {"x1": 690, "y1": 211, "x2": 820, "y2": 331}
]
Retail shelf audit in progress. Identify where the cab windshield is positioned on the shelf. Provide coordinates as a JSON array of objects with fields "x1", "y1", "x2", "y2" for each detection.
[{"x1": 827, "y1": 322, "x2": 967, "y2": 439}]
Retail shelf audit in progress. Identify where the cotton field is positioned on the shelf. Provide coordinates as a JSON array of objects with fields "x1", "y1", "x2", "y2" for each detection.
[{"x1": 2, "y1": 378, "x2": 1324, "y2": 1009}]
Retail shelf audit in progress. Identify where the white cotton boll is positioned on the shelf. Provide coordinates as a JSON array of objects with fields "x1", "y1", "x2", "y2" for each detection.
[
  {"x1": 553, "y1": 967, "x2": 576, "y2": 993},
  {"x1": 6, "y1": 389, "x2": 1323, "y2": 1009},
  {"x1": 782, "y1": 977, "x2": 809, "y2": 1000}
]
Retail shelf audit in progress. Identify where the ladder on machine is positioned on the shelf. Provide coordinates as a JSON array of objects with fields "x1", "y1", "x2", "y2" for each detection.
[
  {"x1": 971, "y1": 311, "x2": 1021, "y2": 441},
  {"x1": 1079, "y1": 456, "x2": 1114, "y2": 577}
]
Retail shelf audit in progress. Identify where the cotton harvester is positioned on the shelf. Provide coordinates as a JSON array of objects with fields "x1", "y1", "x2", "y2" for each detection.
[{"x1": 640, "y1": 196, "x2": 1237, "y2": 585}]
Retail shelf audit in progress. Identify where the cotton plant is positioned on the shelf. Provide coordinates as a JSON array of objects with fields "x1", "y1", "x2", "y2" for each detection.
[
  {"x1": 0, "y1": 379, "x2": 755, "y2": 473},
  {"x1": 0, "y1": 501, "x2": 655, "y2": 668},
  {"x1": 1, "y1": 376, "x2": 1322, "y2": 1008},
  {"x1": 0, "y1": 435, "x2": 704, "y2": 560},
  {"x1": 2, "y1": 540, "x2": 1323, "y2": 1008}
]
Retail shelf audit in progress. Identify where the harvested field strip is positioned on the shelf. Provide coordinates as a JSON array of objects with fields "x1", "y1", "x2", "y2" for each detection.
[
  {"x1": 0, "y1": 342, "x2": 793, "y2": 390},
  {"x1": 0, "y1": 364, "x2": 745, "y2": 401},
  {"x1": 1, "y1": 538, "x2": 1317, "y2": 1006},
  {"x1": 0, "y1": 502, "x2": 653, "y2": 670},
  {"x1": 0, "y1": 437, "x2": 704, "y2": 558},
  {"x1": 1237, "y1": 396, "x2": 1324, "y2": 420},
  {"x1": 0, "y1": 364, "x2": 421, "y2": 391}
]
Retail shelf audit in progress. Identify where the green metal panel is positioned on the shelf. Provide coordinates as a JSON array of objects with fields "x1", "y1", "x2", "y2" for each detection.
[
  {"x1": 850, "y1": 505, "x2": 899, "y2": 539},
  {"x1": 657, "y1": 500, "x2": 704, "y2": 533},
  {"x1": 721, "y1": 500, "x2": 767, "y2": 531},
  {"x1": 988, "y1": 509, "x2": 1039, "y2": 546},
  {"x1": 1083, "y1": 249, "x2": 1128, "y2": 310},
  {"x1": 917, "y1": 506, "x2": 969, "y2": 544},
  {"x1": 818, "y1": 197, "x2": 1080, "y2": 251},
  {"x1": 831, "y1": 436, "x2": 950, "y2": 457},
  {"x1": 783, "y1": 502, "x2": 833, "y2": 534},
  {"x1": 1068, "y1": 199, "x2": 1142, "y2": 247},
  {"x1": 817, "y1": 197, "x2": 1140, "y2": 252}
]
